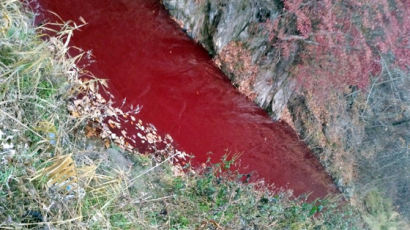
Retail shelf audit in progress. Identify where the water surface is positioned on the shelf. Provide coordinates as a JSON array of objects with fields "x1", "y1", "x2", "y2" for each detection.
[{"x1": 36, "y1": 0, "x2": 337, "y2": 198}]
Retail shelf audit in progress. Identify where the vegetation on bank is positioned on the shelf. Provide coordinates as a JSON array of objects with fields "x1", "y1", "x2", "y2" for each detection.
[
  {"x1": 278, "y1": 1, "x2": 409, "y2": 225},
  {"x1": 0, "y1": 0, "x2": 370, "y2": 229}
]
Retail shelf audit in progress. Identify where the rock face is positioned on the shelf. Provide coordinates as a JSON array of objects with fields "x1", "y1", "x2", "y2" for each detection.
[
  {"x1": 162, "y1": 0, "x2": 410, "y2": 221},
  {"x1": 163, "y1": 0, "x2": 298, "y2": 119}
]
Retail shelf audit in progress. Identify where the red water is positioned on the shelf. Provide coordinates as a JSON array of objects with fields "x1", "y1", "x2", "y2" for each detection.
[{"x1": 35, "y1": 0, "x2": 337, "y2": 198}]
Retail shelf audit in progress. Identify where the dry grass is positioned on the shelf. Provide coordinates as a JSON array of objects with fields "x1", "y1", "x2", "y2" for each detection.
[{"x1": 0, "y1": 0, "x2": 123, "y2": 227}]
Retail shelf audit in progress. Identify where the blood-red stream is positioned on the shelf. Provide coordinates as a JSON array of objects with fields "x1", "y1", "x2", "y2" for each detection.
[{"x1": 35, "y1": 0, "x2": 337, "y2": 198}]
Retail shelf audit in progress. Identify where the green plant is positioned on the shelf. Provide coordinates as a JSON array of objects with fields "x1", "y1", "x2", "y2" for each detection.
[{"x1": 362, "y1": 191, "x2": 406, "y2": 230}]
